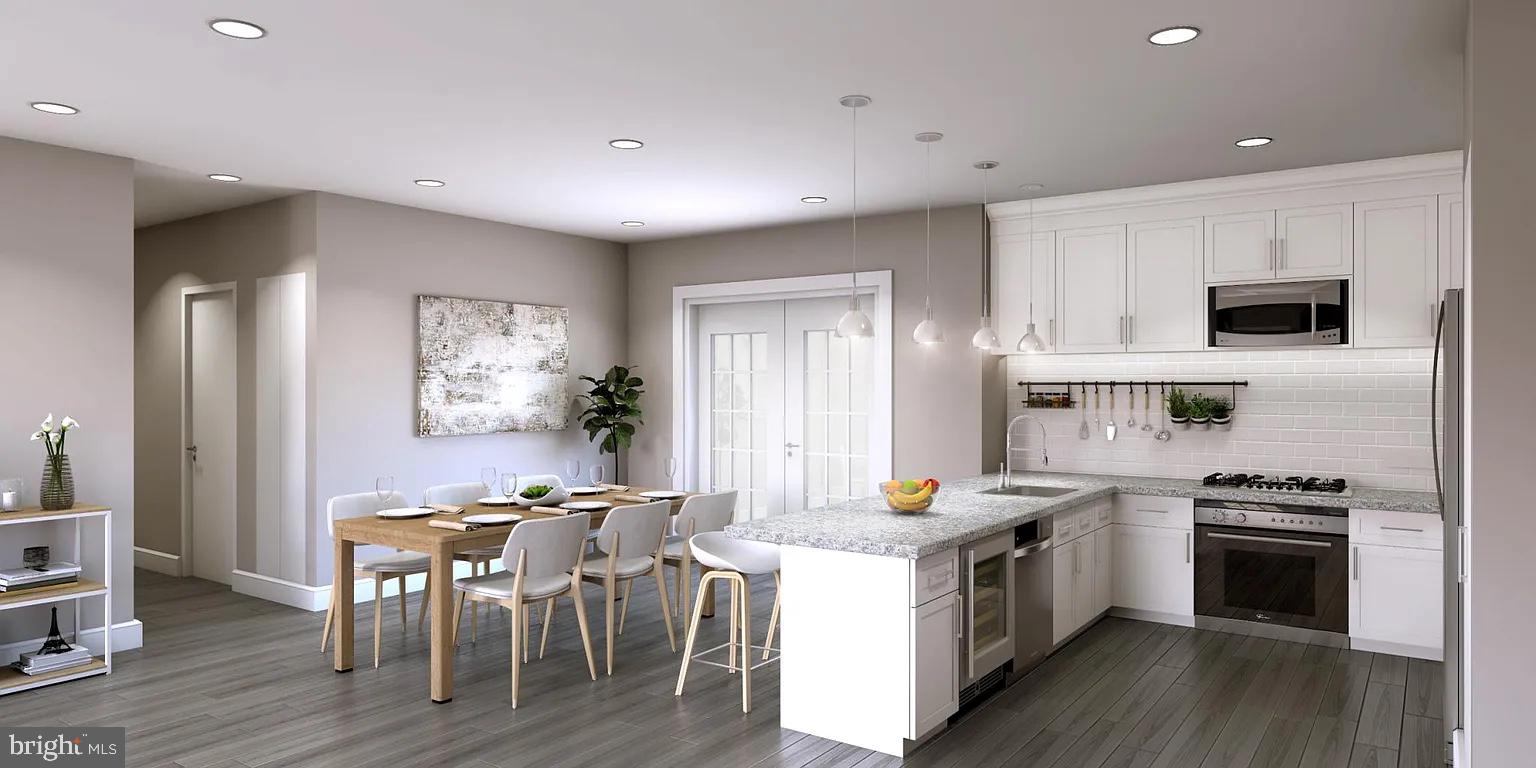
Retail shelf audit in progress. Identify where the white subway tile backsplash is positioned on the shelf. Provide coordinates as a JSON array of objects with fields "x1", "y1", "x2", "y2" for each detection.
[{"x1": 1006, "y1": 348, "x2": 1437, "y2": 491}]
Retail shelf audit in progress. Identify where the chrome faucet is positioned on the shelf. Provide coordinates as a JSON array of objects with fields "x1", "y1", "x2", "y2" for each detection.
[{"x1": 1002, "y1": 414, "x2": 1049, "y2": 488}]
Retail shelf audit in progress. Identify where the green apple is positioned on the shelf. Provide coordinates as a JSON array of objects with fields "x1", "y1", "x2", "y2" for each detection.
[{"x1": 901, "y1": 479, "x2": 920, "y2": 494}]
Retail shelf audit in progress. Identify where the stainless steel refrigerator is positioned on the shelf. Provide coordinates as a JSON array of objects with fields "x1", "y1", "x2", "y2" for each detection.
[{"x1": 1434, "y1": 288, "x2": 1465, "y2": 766}]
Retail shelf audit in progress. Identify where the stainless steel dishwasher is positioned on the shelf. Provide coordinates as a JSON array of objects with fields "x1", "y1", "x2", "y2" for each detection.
[{"x1": 1012, "y1": 517, "x2": 1054, "y2": 679}]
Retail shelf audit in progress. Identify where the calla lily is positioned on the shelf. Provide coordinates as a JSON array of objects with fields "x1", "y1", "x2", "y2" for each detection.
[
  {"x1": 49, "y1": 432, "x2": 61, "y2": 444},
  {"x1": 40, "y1": 413, "x2": 53, "y2": 432},
  {"x1": 30, "y1": 430, "x2": 45, "y2": 441},
  {"x1": 61, "y1": 417, "x2": 79, "y2": 430}
]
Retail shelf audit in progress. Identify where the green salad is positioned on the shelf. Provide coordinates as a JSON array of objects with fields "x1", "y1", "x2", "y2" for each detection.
[{"x1": 520, "y1": 484, "x2": 554, "y2": 499}]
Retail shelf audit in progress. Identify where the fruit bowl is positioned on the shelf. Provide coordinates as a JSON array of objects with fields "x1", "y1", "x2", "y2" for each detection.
[{"x1": 883, "y1": 478, "x2": 940, "y2": 514}]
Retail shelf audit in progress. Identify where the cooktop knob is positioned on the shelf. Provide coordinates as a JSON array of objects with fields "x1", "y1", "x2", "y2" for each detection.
[
  {"x1": 1235, "y1": 512, "x2": 1248, "y2": 523},
  {"x1": 1212, "y1": 510, "x2": 1228, "y2": 523}
]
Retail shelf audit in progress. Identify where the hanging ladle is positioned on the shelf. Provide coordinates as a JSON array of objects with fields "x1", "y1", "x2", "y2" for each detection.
[
  {"x1": 1141, "y1": 382, "x2": 1154, "y2": 431},
  {"x1": 1154, "y1": 383, "x2": 1172, "y2": 442}
]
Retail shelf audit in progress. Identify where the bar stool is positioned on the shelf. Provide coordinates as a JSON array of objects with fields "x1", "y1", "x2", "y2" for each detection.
[{"x1": 674, "y1": 532, "x2": 782, "y2": 713}]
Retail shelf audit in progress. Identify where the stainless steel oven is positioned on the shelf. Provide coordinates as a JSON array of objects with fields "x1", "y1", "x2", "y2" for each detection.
[
  {"x1": 960, "y1": 530, "x2": 1015, "y2": 691},
  {"x1": 1194, "y1": 500, "x2": 1349, "y2": 636},
  {"x1": 1209, "y1": 279, "x2": 1348, "y2": 347}
]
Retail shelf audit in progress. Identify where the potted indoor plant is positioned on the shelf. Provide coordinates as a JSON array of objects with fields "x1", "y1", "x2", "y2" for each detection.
[
  {"x1": 1208, "y1": 396, "x2": 1233, "y2": 430},
  {"x1": 578, "y1": 365, "x2": 644, "y2": 484},
  {"x1": 30, "y1": 413, "x2": 80, "y2": 510},
  {"x1": 1166, "y1": 388, "x2": 1191, "y2": 430},
  {"x1": 1188, "y1": 394, "x2": 1212, "y2": 429}
]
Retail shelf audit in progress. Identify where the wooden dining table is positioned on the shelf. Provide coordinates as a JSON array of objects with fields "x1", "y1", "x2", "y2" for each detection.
[{"x1": 331, "y1": 487, "x2": 706, "y2": 702}]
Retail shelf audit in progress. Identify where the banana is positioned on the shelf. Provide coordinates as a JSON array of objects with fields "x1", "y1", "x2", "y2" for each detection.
[{"x1": 889, "y1": 485, "x2": 934, "y2": 504}]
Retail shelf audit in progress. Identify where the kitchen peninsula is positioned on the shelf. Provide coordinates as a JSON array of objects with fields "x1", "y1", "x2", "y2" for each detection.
[{"x1": 726, "y1": 472, "x2": 1437, "y2": 757}]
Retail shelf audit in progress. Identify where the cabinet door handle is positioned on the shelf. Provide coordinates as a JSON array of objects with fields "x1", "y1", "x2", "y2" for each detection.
[
  {"x1": 1268, "y1": 238, "x2": 1275, "y2": 271},
  {"x1": 1119, "y1": 316, "x2": 1125, "y2": 344},
  {"x1": 1352, "y1": 545, "x2": 1359, "y2": 581},
  {"x1": 1075, "y1": 542, "x2": 1082, "y2": 574},
  {"x1": 1381, "y1": 525, "x2": 1425, "y2": 533},
  {"x1": 1049, "y1": 318, "x2": 1055, "y2": 347},
  {"x1": 1280, "y1": 237, "x2": 1287, "y2": 270},
  {"x1": 1129, "y1": 315, "x2": 1135, "y2": 345},
  {"x1": 1186, "y1": 532, "x2": 1192, "y2": 563},
  {"x1": 955, "y1": 593, "x2": 963, "y2": 640}
]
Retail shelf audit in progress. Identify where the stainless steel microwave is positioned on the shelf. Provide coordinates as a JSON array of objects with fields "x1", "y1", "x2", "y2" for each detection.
[{"x1": 1208, "y1": 279, "x2": 1348, "y2": 347}]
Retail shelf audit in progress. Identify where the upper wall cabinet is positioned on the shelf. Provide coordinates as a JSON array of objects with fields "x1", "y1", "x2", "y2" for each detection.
[
  {"x1": 1054, "y1": 225, "x2": 1126, "y2": 353},
  {"x1": 1127, "y1": 218, "x2": 1203, "y2": 351},
  {"x1": 1354, "y1": 196, "x2": 1439, "y2": 348},
  {"x1": 993, "y1": 231, "x2": 1055, "y2": 354},
  {"x1": 1439, "y1": 193, "x2": 1464, "y2": 291},
  {"x1": 1205, "y1": 205, "x2": 1352, "y2": 283}
]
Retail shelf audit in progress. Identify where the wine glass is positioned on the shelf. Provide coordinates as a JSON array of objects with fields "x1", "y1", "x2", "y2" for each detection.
[
  {"x1": 375, "y1": 476, "x2": 394, "y2": 506},
  {"x1": 564, "y1": 458, "x2": 582, "y2": 487},
  {"x1": 664, "y1": 457, "x2": 678, "y2": 489},
  {"x1": 500, "y1": 472, "x2": 520, "y2": 500},
  {"x1": 589, "y1": 464, "x2": 605, "y2": 488},
  {"x1": 480, "y1": 466, "x2": 497, "y2": 494}
]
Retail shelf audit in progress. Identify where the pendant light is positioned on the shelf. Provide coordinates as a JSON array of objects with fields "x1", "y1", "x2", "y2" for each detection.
[
  {"x1": 835, "y1": 95, "x2": 875, "y2": 339},
  {"x1": 912, "y1": 132, "x2": 945, "y2": 345},
  {"x1": 1016, "y1": 194, "x2": 1046, "y2": 352},
  {"x1": 970, "y1": 160, "x2": 1001, "y2": 350}
]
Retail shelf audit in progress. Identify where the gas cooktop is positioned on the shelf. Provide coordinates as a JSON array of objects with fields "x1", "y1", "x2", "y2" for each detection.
[{"x1": 1200, "y1": 473, "x2": 1352, "y2": 497}]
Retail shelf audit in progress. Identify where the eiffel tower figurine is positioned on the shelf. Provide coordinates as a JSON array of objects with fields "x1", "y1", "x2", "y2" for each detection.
[{"x1": 36, "y1": 606, "x2": 71, "y2": 655}]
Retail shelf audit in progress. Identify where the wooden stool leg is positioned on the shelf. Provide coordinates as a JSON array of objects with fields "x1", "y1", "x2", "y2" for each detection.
[
  {"x1": 418, "y1": 572, "x2": 431, "y2": 631},
  {"x1": 618, "y1": 580, "x2": 633, "y2": 635},
  {"x1": 571, "y1": 586, "x2": 597, "y2": 680},
  {"x1": 373, "y1": 573, "x2": 384, "y2": 668},
  {"x1": 763, "y1": 571, "x2": 782, "y2": 660},
  {"x1": 675, "y1": 571, "x2": 716, "y2": 697},
  {"x1": 320, "y1": 591, "x2": 335, "y2": 652},
  {"x1": 740, "y1": 574, "x2": 753, "y2": 713},
  {"x1": 539, "y1": 598, "x2": 556, "y2": 659},
  {"x1": 727, "y1": 577, "x2": 739, "y2": 674}
]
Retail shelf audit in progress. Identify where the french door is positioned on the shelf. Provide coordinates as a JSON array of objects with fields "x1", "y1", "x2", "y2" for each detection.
[{"x1": 696, "y1": 296, "x2": 876, "y2": 521}]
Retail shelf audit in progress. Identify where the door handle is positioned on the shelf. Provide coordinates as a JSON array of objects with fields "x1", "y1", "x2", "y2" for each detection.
[
  {"x1": 1208, "y1": 532, "x2": 1334, "y2": 548},
  {"x1": 784, "y1": 442, "x2": 799, "y2": 457},
  {"x1": 185, "y1": 445, "x2": 198, "y2": 462},
  {"x1": 1186, "y1": 532, "x2": 1192, "y2": 563}
]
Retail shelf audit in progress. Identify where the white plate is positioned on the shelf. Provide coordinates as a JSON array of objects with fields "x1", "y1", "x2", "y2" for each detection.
[
  {"x1": 477, "y1": 496, "x2": 517, "y2": 506},
  {"x1": 566, "y1": 486, "x2": 604, "y2": 495},
  {"x1": 640, "y1": 490, "x2": 687, "y2": 500},
  {"x1": 560, "y1": 501, "x2": 612, "y2": 512},
  {"x1": 376, "y1": 507, "x2": 432, "y2": 519},
  {"x1": 463, "y1": 513, "x2": 521, "y2": 526}
]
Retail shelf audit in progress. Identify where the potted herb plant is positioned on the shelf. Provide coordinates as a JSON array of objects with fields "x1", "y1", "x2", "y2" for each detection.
[
  {"x1": 577, "y1": 366, "x2": 644, "y2": 484},
  {"x1": 30, "y1": 414, "x2": 80, "y2": 510},
  {"x1": 1208, "y1": 396, "x2": 1233, "y2": 430},
  {"x1": 1188, "y1": 394, "x2": 1212, "y2": 429},
  {"x1": 1166, "y1": 387, "x2": 1191, "y2": 430}
]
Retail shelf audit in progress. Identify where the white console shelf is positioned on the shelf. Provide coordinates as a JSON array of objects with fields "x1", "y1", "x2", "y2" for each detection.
[{"x1": 0, "y1": 504, "x2": 113, "y2": 695}]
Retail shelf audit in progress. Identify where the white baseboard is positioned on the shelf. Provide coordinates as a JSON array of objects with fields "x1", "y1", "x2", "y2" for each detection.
[
  {"x1": 1350, "y1": 636, "x2": 1443, "y2": 661},
  {"x1": 232, "y1": 559, "x2": 501, "y2": 613},
  {"x1": 133, "y1": 546, "x2": 182, "y2": 576},
  {"x1": 0, "y1": 619, "x2": 142, "y2": 659},
  {"x1": 1109, "y1": 607, "x2": 1197, "y2": 628}
]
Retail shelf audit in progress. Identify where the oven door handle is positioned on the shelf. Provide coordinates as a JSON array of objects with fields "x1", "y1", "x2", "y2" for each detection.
[{"x1": 1206, "y1": 531, "x2": 1334, "y2": 548}]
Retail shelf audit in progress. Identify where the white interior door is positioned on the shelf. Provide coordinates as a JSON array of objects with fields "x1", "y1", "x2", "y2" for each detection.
[
  {"x1": 188, "y1": 290, "x2": 237, "y2": 584},
  {"x1": 695, "y1": 295, "x2": 878, "y2": 520},
  {"x1": 785, "y1": 296, "x2": 875, "y2": 512}
]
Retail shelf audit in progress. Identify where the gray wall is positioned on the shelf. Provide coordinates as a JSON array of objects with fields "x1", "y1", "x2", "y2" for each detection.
[
  {"x1": 626, "y1": 205, "x2": 989, "y2": 489},
  {"x1": 312, "y1": 194, "x2": 628, "y2": 585},
  {"x1": 0, "y1": 137, "x2": 135, "y2": 641},
  {"x1": 133, "y1": 195, "x2": 320, "y2": 568},
  {"x1": 1465, "y1": 0, "x2": 1536, "y2": 762}
]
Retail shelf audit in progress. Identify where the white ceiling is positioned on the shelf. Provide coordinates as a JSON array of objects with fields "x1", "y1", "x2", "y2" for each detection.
[{"x1": 1, "y1": 1, "x2": 1465, "y2": 239}]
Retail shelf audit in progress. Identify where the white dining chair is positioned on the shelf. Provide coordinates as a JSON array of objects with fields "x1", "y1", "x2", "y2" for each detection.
[
  {"x1": 578, "y1": 500, "x2": 677, "y2": 675},
  {"x1": 661, "y1": 490, "x2": 738, "y2": 624},
  {"x1": 424, "y1": 481, "x2": 500, "y2": 639},
  {"x1": 674, "y1": 531, "x2": 782, "y2": 713},
  {"x1": 451, "y1": 512, "x2": 597, "y2": 708},
  {"x1": 320, "y1": 491, "x2": 433, "y2": 668}
]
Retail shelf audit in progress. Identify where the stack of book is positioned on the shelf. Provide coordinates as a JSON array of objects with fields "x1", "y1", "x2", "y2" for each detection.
[
  {"x1": 12, "y1": 644, "x2": 93, "y2": 676},
  {"x1": 0, "y1": 563, "x2": 81, "y2": 593}
]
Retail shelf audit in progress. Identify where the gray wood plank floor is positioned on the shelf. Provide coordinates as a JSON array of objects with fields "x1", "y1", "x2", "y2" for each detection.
[{"x1": 0, "y1": 571, "x2": 1440, "y2": 768}]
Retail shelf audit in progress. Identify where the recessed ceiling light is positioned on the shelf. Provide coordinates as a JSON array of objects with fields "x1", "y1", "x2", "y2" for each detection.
[
  {"x1": 801, "y1": 196, "x2": 828, "y2": 204},
  {"x1": 209, "y1": 19, "x2": 266, "y2": 39},
  {"x1": 620, "y1": 220, "x2": 645, "y2": 228},
  {"x1": 414, "y1": 179, "x2": 445, "y2": 187},
  {"x1": 208, "y1": 173, "x2": 242, "y2": 183},
  {"x1": 29, "y1": 102, "x2": 79, "y2": 115},
  {"x1": 1148, "y1": 26, "x2": 1200, "y2": 46},
  {"x1": 608, "y1": 139, "x2": 644, "y2": 150},
  {"x1": 1019, "y1": 183, "x2": 1046, "y2": 192},
  {"x1": 1234, "y1": 136, "x2": 1273, "y2": 148}
]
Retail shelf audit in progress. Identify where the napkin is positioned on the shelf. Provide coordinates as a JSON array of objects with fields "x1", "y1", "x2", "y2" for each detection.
[
  {"x1": 614, "y1": 495, "x2": 651, "y2": 504},
  {"x1": 597, "y1": 483, "x2": 630, "y2": 492},
  {"x1": 427, "y1": 503, "x2": 464, "y2": 515},
  {"x1": 531, "y1": 506, "x2": 571, "y2": 516},
  {"x1": 429, "y1": 520, "x2": 480, "y2": 532}
]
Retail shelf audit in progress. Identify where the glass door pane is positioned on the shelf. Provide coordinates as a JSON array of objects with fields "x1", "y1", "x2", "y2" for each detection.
[
  {"x1": 972, "y1": 551, "x2": 1008, "y2": 650},
  {"x1": 785, "y1": 296, "x2": 876, "y2": 512},
  {"x1": 696, "y1": 301, "x2": 784, "y2": 520}
]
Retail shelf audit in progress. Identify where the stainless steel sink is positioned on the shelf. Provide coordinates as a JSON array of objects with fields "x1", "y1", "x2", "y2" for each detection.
[{"x1": 980, "y1": 485, "x2": 1076, "y2": 498}]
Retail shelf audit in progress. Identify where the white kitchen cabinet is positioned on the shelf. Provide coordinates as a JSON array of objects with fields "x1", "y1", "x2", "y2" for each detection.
[
  {"x1": 1092, "y1": 527, "x2": 1113, "y2": 617},
  {"x1": 910, "y1": 592, "x2": 960, "y2": 735},
  {"x1": 1127, "y1": 218, "x2": 1203, "y2": 351},
  {"x1": 1276, "y1": 204, "x2": 1353, "y2": 278},
  {"x1": 993, "y1": 231, "x2": 1056, "y2": 353},
  {"x1": 1439, "y1": 193, "x2": 1464, "y2": 291},
  {"x1": 1110, "y1": 524, "x2": 1194, "y2": 618},
  {"x1": 1204, "y1": 210, "x2": 1276, "y2": 282},
  {"x1": 1350, "y1": 543, "x2": 1443, "y2": 659},
  {"x1": 1051, "y1": 542, "x2": 1076, "y2": 644},
  {"x1": 1353, "y1": 196, "x2": 1439, "y2": 348},
  {"x1": 1054, "y1": 225, "x2": 1127, "y2": 353}
]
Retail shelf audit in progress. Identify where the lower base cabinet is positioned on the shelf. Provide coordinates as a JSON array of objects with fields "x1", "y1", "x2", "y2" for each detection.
[
  {"x1": 910, "y1": 590, "x2": 960, "y2": 736},
  {"x1": 1052, "y1": 516, "x2": 1113, "y2": 645},
  {"x1": 1349, "y1": 543, "x2": 1443, "y2": 656},
  {"x1": 1110, "y1": 524, "x2": 1194, "y2": 617}
]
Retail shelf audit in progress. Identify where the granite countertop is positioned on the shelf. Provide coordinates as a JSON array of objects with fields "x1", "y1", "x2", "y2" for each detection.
[{"x1": 724, "y1": 471, "x2": 1439, "y2": 559}]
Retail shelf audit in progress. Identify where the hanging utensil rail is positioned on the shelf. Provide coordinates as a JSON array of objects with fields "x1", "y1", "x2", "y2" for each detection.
[{"x1": 1019, "y1": 380, "x2": 1248, "y2": 412}]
